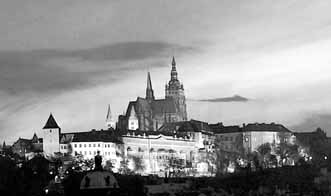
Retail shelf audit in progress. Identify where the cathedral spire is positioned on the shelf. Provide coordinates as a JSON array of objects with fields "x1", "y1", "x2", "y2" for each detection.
[
  {"x1": 146, "y1": 72, "x2": 155, "y2": 101},
  {"x1": 171, "y1": 56, "x2": 178, "y2": 80},
  {"x1": 106, "y1": 104, "x2": 112, "y2": 121}
]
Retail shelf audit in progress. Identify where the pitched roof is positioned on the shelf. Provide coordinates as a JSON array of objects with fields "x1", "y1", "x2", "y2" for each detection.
[
  {"x1": 70, "y1": 129, "x2": 122, "y2": 143},
  {"x1": 43, "y1": 113, "x2": 60, "y2": 129},
  {"x1": 243, "y1": 123, "x2": 291, "y2": 133},
  {"x1": 209, "y1": 123, "x2": 242, "y2": 134},
  {"x1": 158, "y1": 119, "x2": 211, "y2": 133},
  {"x1": 126, "y1": 97, "x2": 177, "y2": 117}
]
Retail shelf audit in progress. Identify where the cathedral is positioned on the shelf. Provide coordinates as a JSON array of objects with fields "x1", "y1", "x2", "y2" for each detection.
[{"x1": 119, "y1": 57, "x2": 187, "y2": 131}]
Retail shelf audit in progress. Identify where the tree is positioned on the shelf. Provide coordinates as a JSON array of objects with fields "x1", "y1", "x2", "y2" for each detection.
[
  {"x1": 131, "y1": 155, "x2": 145, "y2": 174},
  {"x1": 104, "y1": 160, "x2": 114, "y2": 172},
  {"x1": 118, "y1": 158, "x2": 132, "y2": 175},
  {"x1": 257, "y1": 143, "x2": 271, "y2": 168},
  {"x1": 275, "y1": 142, "x2": 299, "y2": 166}
]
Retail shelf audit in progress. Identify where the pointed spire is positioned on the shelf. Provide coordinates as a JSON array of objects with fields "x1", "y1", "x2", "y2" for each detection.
[
  {"x1": 171, "y1": 56, "x2": 178, "y2": 80},
  {"x1": 146, "y1": 72, "x2": 155, "y2": 100},
  {"x1": 2, "y1": 141, "x2": 6, "y2": 148},
  {"x1": 106, "y1": 104, "x2": 112, "y2": 120},
  {"x1": 32, "y1": 133, "x2": 38, "y2": 143},
  {"x1": 106, "y1": 104, "x2": 116, "y2": 129},
  {"x1": 43, "y1": 113, "x2": 60, "y2": 129},
  {"x1": 147, "y1": 72, "x2": 153, "y2": 90},
  {"x1": 172, "y1": 56, "x2": 176, "y2": 67}
]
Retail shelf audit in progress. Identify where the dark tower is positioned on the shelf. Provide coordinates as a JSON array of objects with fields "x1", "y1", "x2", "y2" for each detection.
[
  {"x1": 146, "y1": 72, "x2": 155, "y2": 101},
  {"x1": 165, "y1": 57, "x2": 187, "y2": 121}
]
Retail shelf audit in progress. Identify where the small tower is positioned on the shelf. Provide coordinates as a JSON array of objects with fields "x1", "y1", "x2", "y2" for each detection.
[
  {"x1": 146, "y1": 72, "x2": 155, "y2": 101},
  {"x1": 106, "y1": 104, "x2": 116, "y2": 129},
  {"x1": 42, "y1": 113, "x2": 61, "y2": 156},
  {"x1": 127, "y1": 103, "x2": 139, "y2": 130}
]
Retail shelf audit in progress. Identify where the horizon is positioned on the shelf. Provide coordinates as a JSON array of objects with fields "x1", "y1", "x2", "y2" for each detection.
[{"x1": 2, "y1": 0, "x2": 331, "y2": 143}]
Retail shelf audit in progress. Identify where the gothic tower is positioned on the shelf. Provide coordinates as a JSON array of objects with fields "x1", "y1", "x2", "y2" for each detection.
[
  {"x1": 42, "y1": 113, "x2": 61, "y2": 156},
  {"x1": 165, "y1": 57, "x2": 187, "y2": 121},
  {"x1": 146, "y1": 72, "x2": 155, "y2": 101},
  {"x1": 106, "y1": 104, "x2": 116, "y2": 129}
]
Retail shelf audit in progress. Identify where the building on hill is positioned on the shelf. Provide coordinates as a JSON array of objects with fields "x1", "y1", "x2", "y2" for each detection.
[
  {"x1": 119, "y1": 57, "x2": 187, "y2": 132},
  {"x1": 59, "y1": 129, "x2": 123, "y2": 172},
  {"x1": 294, "y1": 127, "x2": 330, "y2": 160},
  {"x1": 12, "y1": 133, "x2": 43, "y2": 158},
  {"x1": 121, "y1": 119, "x2": 216, "y2": 176},
  {"x1": 210, "y1": 123, "x2": 243, "y2": 155},
  {"x1": 210, "y1": 122, "x2": 294, "y2": 154},
  {"x1": 242, "y1": 123, "x2": 294, "y2": 152}
]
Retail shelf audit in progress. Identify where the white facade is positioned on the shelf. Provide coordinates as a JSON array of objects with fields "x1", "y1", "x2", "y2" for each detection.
[
  {"x1": 43, "y1": 127, "x2": 60, "y2": 156},
  {"x1": 70, "y1": 141, "x2": 122, "y2": 171},
  {"x1": 122, "y1": 132, "x2": 215, "y2": 176},
  {"x1": 243, "y1": 131, "x2": 280, "y2": 152},
  {"x1": 127, "y1": 107, "x2": 139, "y2": 130}
]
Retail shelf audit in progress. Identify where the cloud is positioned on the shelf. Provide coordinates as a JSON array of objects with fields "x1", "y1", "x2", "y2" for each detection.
[
  {"x1": 290, "y1": 113, "x2": 331, "y2": 133},
  {"x1": 197, "y1": 95, "x2": 249, "y2": 102},
  {"x1": 0, "y1": 41, "x2": 196, "y2": 95}
]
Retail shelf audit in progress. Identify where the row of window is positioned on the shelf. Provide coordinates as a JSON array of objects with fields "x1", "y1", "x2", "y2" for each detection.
[
  {"x1": 74, "y1": 151, "x2": 113, "y2": 156},
  {"x1": 60, "y1": 145, "x2": 67, "y2": 150},
  {"x1": 73, "y1": 143, "x2": 112, "y2": 148}
]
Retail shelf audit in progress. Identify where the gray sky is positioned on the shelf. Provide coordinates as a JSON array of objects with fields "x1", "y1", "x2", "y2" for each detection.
[{"x1": 2, "y1": 0, "x2": 331, "y2": 142}]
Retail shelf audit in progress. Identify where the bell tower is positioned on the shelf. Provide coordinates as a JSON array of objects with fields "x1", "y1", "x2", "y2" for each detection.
[
  {"x1": 165, "y1": 57, "x2": 187, "y2": 121},
  {"x1": 42, "y1": 113, "x2": 61, "y2": 156}
]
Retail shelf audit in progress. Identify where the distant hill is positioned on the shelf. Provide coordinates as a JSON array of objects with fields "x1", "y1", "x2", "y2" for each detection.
[{"x1": 198, "y1": 95, "x2": 249, "y2": 102}]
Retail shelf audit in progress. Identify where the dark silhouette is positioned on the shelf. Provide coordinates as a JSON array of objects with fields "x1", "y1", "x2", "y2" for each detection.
[{"x1": 95, "y1": 151, "x2": 103, "y2": 171}]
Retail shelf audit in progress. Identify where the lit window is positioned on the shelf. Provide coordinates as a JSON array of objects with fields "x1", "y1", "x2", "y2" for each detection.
[{"x1": 245, "y1": 137, "x2": 249, "y2": 142}]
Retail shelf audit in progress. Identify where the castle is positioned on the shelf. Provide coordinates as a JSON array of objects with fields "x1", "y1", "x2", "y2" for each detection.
[
  {"x1": 14, "y1": 57, "x2": 294, "y2": 176},
  {"x1": 118, "y1": 57, "x2": 187, "y2": 131}
]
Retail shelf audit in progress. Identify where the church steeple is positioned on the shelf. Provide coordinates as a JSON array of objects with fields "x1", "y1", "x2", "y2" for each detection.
[
  {"x1": 146, "y1": 72, "x2": 155, "y2": 101},
  {"x1": 171, "y1": 56, "x2": 178, "y2": 81},
  {"x1": 106, "y1": 104, "x2": 116, "y2": 129}
]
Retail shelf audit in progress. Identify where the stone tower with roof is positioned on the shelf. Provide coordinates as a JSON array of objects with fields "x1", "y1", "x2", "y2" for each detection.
[
  {"x1": 165, "y1": 56, "x2": 187, "y2": 121},
  {"x1": 42, "y1": 113, "x2": 61, "y2": 156}
]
